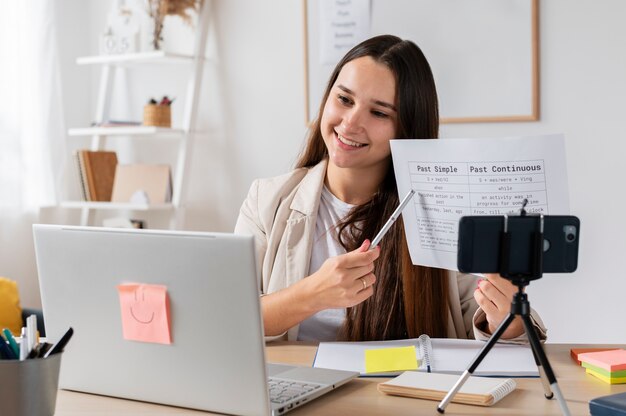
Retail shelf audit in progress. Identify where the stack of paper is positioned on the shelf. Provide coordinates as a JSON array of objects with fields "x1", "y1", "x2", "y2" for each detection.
[
  {"x1": 314, "y1": 338, "x2": 539, "y2": 377},
  {"x1": 579, "y1": 349, "x2": 626, "y2": 384}
]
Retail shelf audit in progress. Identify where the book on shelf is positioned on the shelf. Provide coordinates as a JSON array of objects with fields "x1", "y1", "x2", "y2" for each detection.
[
  {"x1": 75, "y1": 150, "x2": 118, "y2": 201},
  {"x1": 378, "y1": 371, "x2": 517, "y2": 407},
  {"x1": 92, "y1": 120, "x2": 142, "y2": 127},
  {"x1": 111, "y1": 164, "x2": 172, "y2": 204},
  {"x1": 74, "y1": 151, "x2": 90, "y2": 201}
]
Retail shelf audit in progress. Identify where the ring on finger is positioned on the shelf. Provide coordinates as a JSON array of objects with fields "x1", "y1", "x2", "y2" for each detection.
[{"x1": 360, "y1": 277, "x2": 367, "y2": 290}]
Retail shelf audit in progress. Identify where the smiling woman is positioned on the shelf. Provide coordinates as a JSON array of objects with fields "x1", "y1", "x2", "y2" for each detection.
[
  {"x1": 320, "y1": 56, "x2": 397, "y2": 188},
  {"x1": 234, "y1": 35, "x2": 546, "y2": 344}
]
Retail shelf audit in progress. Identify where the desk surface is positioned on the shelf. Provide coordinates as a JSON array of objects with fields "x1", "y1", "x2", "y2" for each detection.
[{"x1": 55, "y1": 343, "x2": 626, "y2": 415}]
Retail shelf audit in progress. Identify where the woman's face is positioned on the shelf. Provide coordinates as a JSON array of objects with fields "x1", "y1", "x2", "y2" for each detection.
[{"x1": 321, "y1": 56, "x2": 398, "y2": 173}]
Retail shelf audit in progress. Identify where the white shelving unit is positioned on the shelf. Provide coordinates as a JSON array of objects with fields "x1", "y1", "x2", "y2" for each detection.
[{"x1": 62, "y1": 3, "x2": 210, "y2": 229}]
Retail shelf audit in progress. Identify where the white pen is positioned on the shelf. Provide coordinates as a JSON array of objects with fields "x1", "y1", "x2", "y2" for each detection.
[
  {"x1": 19, "y1": 327, "x2": 28, "y2": 360},
  {"x1": 369, "y1": 189, "x2": 416, "y2": 250}
]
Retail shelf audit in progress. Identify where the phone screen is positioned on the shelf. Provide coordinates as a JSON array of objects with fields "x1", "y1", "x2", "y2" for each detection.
[{"x1": 457, "y1": 215, "x2": 580, "y2": 275}]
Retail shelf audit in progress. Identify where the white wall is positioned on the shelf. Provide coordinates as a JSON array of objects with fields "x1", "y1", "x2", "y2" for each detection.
[{"x1": 28, "y1": 0, "x2": 626, "y2": 342}]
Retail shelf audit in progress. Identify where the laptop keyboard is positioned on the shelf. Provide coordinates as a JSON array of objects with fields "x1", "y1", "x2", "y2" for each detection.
[{"x1": 268, "y1": 378, "x2": 323, "y2": 404}]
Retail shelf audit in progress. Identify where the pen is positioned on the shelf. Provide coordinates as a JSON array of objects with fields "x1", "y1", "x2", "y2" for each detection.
[
  {"x1": 369, "y1": 189, "x2": 416, "y2": 250},
  {"x1": 19, "y1": 327, "x2": 28, "y2": 360},
  {"x1": 2, "y1": 328, "x2": 19, "y2": 358},
  {"x1": 0, "y1": 334, "x2": 17, "y2": 359},
  {"x1": 27, "y1": 314, "x2": 38, "y2": 353},
  {"x1": 44, "y1": 327, "x2": 74, "y2": 358}
]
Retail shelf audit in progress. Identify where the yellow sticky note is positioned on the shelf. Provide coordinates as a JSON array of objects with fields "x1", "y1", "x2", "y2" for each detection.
[{"x1": 365, "y1": 346, "x2": 419, "y2": 374}]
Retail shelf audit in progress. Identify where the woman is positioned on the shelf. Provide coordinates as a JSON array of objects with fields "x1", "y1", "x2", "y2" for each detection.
[{"x1": 235, "y1": 35, "x2": 546, "y2": 343}]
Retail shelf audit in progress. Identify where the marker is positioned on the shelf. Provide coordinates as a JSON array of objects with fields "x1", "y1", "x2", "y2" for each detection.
[
  {"x1": 369, "y1": 189, "x2": 415, "y2": 249},
  {"x1": 44, "y1": 327, "x2": 74, "y2": 358},
  {"x1": 0, "y1": 334, "x2": 17, "y2": 360},
  {"x1": 2, "y1": 329, "x2": 19, "y2": 358}
]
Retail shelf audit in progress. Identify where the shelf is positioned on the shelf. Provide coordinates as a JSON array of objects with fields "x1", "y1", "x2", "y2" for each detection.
[
  {"x1": 60, "y1": 201, "x2": 175, "y2": 211},
  {"x1": 76, "y1": 51, "x2": 197, "y2": 66},
  {"x1": 68, "y1": 126, "x2": 185, "y2": 137}
]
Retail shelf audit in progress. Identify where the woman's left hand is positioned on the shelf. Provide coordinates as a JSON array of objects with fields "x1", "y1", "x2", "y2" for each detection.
[{"x1": 474, "y1": 274, "x2": 524, "y2": 339}]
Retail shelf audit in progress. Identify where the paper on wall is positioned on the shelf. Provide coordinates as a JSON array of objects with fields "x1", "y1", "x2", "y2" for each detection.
[{"x1": 319, "y1": 0, "x2": 371, "y2": 65}]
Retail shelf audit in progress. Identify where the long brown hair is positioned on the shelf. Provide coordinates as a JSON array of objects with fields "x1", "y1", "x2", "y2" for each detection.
[{"x1": 296, "y1": 35, "x2": 449, "y2": 341}]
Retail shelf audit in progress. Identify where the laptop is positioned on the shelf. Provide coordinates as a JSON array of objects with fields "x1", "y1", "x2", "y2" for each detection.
[{"x1": 33, "y1": 224, "x2": 358, "y2": 415}]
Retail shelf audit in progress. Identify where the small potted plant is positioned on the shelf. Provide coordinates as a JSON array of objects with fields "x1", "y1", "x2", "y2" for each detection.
[{"x1": 145, "y1": 0, "x2": 202, "y2": 50}]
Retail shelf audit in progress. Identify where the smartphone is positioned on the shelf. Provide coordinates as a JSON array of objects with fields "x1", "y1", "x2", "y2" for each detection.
[{"x1": 457, "y1": 215, "x2": 580, "y2": 275}]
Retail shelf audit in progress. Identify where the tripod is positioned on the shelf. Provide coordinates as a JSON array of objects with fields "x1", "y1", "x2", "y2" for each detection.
[{"x1": 437, "y1": 212, "x2": 572, "y2": 416}]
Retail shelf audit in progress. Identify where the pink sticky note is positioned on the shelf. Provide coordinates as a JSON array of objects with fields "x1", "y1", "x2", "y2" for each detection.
[
  {"x1": 578, "y1": 349, "x2": 626, "y2": 372},
  {"x1": 117, "y1": 283, "x2": 172, "y2": 345}
]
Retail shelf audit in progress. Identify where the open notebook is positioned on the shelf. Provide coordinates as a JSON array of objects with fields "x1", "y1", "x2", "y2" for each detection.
[
  {"x1": 313, "y1": 336, "x2": 539, "y2": 377},
  {"x1": 378, "y1": 371, "x2": 516, "y2": 406}
]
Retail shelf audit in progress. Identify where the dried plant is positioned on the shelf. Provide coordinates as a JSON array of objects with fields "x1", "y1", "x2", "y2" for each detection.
[{"x1": 146, "y1": 0, "x2": 202, "y2": 50}]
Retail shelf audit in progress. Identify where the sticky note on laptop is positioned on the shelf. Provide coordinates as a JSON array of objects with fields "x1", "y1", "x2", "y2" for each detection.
[
  {"x1": 117, "y1": 283, "x2": 172, "y2": 345},
  {"x1": 365, "y1": 346, "x2": 418, "y2": 374}
]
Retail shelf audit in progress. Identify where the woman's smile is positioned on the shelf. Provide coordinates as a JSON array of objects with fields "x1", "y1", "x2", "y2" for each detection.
[{"x1": 335, "y1": 132, "x2": 367, "y2": 150}]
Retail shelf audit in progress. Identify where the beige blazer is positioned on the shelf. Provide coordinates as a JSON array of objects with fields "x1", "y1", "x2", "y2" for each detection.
[{"x1": 235, "y1": 160, "x2": 546, "y2": 343}]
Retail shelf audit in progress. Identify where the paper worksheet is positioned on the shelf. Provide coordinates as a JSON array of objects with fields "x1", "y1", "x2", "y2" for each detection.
[
  {"x1": 390, "y1": 134, "x2": 570, "y2": 270},
  {"x1": 314, "y1": 338, "x2": 538, "y2": 377}
]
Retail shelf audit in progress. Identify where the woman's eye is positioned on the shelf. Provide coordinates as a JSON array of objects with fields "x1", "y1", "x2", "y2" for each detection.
[
  {"x1": 372, "y1": 110, "x2": 389, "y2": 118},
  {"x1": 337, "y1": 94, "x2": 352, "y2": 105}
]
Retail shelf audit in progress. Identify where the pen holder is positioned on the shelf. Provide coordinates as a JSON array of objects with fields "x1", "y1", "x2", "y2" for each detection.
[
  {"x1": 0, "y1": 354, "x2": 62, "y2": 416},
  {"x1": 143, "y1": 104, "x2": 171, "y2": 128}
]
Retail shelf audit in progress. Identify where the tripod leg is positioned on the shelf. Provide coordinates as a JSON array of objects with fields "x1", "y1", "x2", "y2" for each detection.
[
  {"x1": 521, "y1": 314, "x2": 571, "y2": 416},
  {"x1": 437, "y1": 313, "x2": 516, "y2": 413},
  {"x1": 529, "y1": 341, "x2": 554, "y2": 399}
]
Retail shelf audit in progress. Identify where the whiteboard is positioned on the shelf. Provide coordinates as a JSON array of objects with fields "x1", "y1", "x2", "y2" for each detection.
[{"x1": 303, "y1": 0, "x2": 539, "y2": 124}]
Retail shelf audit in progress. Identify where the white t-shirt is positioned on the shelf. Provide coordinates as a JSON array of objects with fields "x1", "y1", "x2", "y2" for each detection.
[{"x1": 297, "y1": 186, "x2": 355, "y2": 341}]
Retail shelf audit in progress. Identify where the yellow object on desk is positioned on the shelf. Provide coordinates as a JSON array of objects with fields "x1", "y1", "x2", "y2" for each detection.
[
  {"x1": 585, "y1": 367, "x2": 626, "y2": 384},
  {"x1": 364, "y1": 346, "x2": 418, "y2": 374},
  {"x1": 0, "y1": 277, "x2": 22, "y2": 335}
]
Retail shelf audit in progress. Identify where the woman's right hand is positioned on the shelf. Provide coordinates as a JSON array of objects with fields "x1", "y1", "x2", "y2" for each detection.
[
  {"x1": 261, "y1": 239, "x2": 380, "y2": 337},
  {"x1": 303, "y1": 239, "x2": 380, "y2": 311}
]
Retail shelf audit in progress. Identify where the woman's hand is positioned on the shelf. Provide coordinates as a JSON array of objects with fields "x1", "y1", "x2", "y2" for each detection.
[
  {"x1": 474, "y1": 273, "x2": 524, "y2": 339},
  {"x1": 304, "y1": 239, "x2": 380, "y2": 311},
  {"x1": 261, "y1": 239, "x2": 380, "y2": 336}
]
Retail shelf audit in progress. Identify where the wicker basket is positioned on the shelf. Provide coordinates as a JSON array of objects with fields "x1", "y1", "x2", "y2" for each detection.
[{"x1": 143, "y1": 104, "x2": 171, "y2": 128}]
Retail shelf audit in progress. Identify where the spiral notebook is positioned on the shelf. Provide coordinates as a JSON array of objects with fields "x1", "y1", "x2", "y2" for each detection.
[
  {"x1": 378, "y1": 371, "x2": 517, "y2": 406},
  {"x1": 313, "y1": 335, "x2": 538, "y2": 377}
]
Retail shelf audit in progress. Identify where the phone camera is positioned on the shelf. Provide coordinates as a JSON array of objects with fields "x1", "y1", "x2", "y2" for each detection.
[{"x1": 563, "y1": 225, "x2": 577, "y2": 243}]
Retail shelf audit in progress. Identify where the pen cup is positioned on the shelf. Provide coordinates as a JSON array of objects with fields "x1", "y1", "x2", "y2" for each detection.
[
  {"x1": 143, "y1": 104, "x2": 171, "y2": 128},
  {"x1": 0, "y1": 354, "x2": 62, "y2": 416}
]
